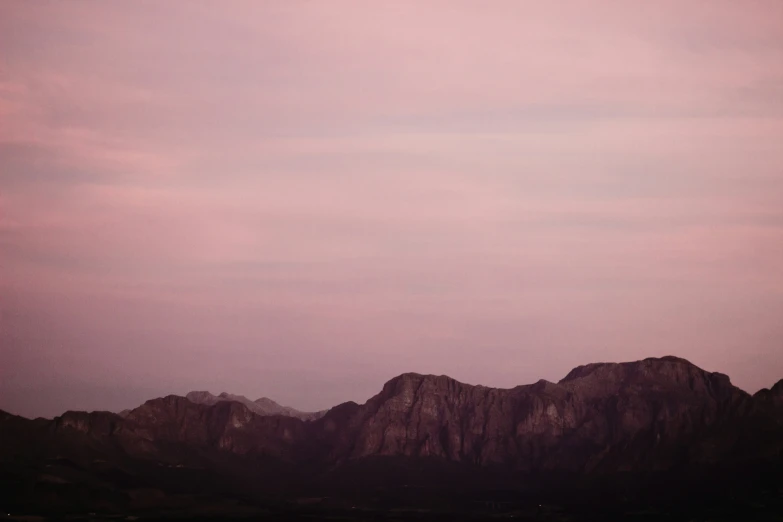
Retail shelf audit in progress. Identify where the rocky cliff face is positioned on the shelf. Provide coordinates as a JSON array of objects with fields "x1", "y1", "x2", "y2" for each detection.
[
  {"x1": 314, "y1": 356, "x2": 768, "y2": 472},
  {"x1": 4, "y1": 357, "x2": 782, "y2": 477}
]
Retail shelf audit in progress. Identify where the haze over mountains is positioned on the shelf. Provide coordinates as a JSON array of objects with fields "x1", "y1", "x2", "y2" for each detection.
[
  {"x1": 2, "y1": 356, "x2": 782, "y2": 517},
  {"x1": 183, "y1": 391, "x2": 328, "y2": 421}
]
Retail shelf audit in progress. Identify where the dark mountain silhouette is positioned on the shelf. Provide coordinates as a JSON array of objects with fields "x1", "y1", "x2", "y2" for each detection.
[{"x1": 2, "y1": 356, "x2": 782, "y2": 518}]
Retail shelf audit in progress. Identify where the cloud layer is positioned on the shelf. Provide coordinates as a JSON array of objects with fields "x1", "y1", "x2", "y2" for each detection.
[{"x1": 1, "y1": 1, "x2": 782, "y2": 417}]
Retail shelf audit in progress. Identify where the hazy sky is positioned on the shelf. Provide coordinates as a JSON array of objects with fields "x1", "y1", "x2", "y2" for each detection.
[{"x1": 1, "y1": 1, "x2": 782, "y2": 418}]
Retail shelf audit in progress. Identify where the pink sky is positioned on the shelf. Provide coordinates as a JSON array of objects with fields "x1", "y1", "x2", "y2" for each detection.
[{"x1": 1, "y1": 1, "x2": 782, "y2": 418}]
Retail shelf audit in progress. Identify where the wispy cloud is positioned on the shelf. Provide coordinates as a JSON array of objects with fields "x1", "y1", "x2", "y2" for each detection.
[{"x1": 1, "y1": 0, "x2": 782, "y2": 418}]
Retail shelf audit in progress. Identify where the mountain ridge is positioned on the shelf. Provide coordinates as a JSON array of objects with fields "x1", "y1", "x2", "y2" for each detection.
[{"x1": 2, "y1": 356, "x2": 782, "y2": 513}]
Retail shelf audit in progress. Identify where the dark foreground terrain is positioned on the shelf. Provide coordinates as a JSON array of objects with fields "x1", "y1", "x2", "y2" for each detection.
[
  {"x1": 3, "y1": 466, "x2": 783, "y2": 522},
  {"x1": 2, "y1": 356, "x2": 782, "y2": 520}
]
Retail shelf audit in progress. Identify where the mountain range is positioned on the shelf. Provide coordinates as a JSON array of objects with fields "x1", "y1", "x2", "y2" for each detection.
[{"x1": 2, "y1": 356, "x2": 782, "y2": 518}]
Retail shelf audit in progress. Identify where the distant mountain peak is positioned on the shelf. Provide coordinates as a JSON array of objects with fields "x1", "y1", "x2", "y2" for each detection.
[
  {"x1": 254, "y1": 397, "x2": 283, "y2": 407},
  {"x1": 184, "y1": 390, "x2": 327, "y2": 421}
]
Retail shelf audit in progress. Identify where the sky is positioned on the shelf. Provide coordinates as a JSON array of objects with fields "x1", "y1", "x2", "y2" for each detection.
[{"x1": 1, "y1": 1, "x2": 782, "y2": 419}]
